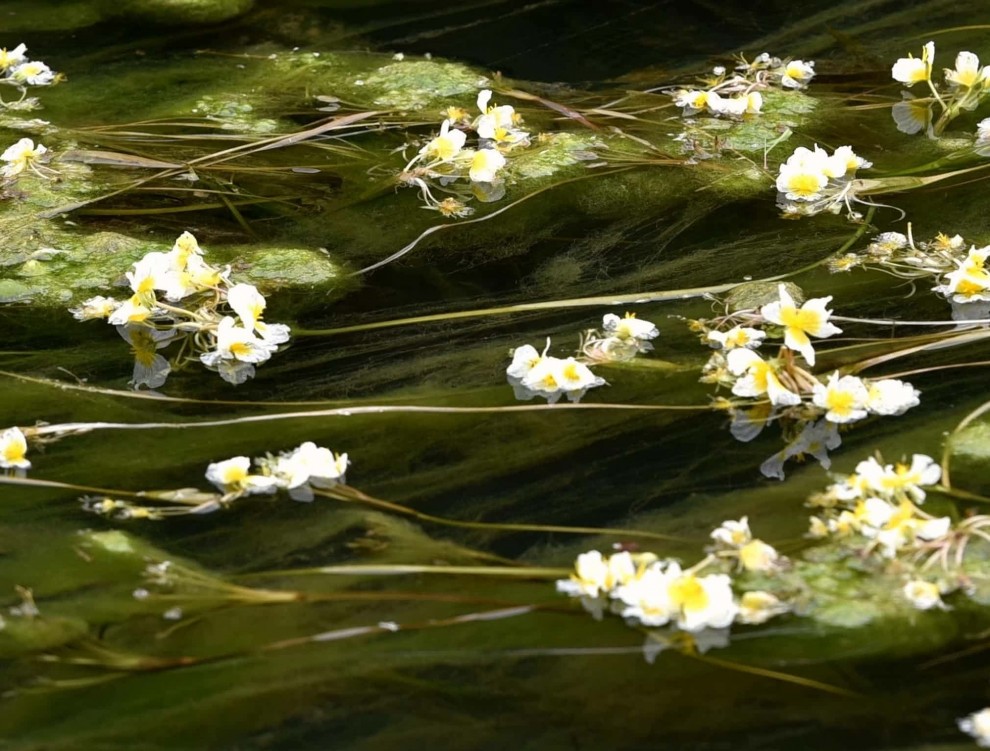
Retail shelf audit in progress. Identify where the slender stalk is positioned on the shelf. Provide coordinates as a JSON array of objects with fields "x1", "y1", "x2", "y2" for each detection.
[{"x1": 323, "y1": 484, "x2": 688, "y2": 543}]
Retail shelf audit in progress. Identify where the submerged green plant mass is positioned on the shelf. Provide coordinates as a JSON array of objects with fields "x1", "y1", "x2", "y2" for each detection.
[{"x1": 5, "y1": 1, "x2": 990, "y2": 749}]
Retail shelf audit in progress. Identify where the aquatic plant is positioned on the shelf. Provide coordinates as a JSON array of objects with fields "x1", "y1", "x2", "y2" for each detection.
[
  {"x1": 70, "y1": 231, "x2": 291, "y2": 388},
  {"x1": 0, "y1": 43, "x2": 59, "y2": 110},
  {"x1": 891, "y1": 42, "x2": 990, "y2": 136}
]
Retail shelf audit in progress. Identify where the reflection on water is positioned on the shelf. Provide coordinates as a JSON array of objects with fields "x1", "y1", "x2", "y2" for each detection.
[{"x1": 2, "y1": 1, "x2": 990, "y2": 748}]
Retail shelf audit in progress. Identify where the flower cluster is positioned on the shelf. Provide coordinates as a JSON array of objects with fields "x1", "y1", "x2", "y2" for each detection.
[
  {"x1": 581, "y1": 312, "x2": 660, "y2": 363},
  {"x1": 807, "y1": 453, "x2": 950, "y2": 558},
  {"x1": 69, "y1": 231, "x2": 291, "y2": 389},
  {"x1": 891, "y1": 42, "x2": 990, "y2": 136},
  {"x1": 774, "y1": 144, "x2": 872, "y2": 219},
  {"x1": 0, "y1": 426, "x2": 30, "y2": 474},
  {"x1": 506, "y1": 338, "x2": 605, "y2": 404},
  {"x1": 208, "y1": 441, "x2": 348, "y2": 501},
  {"x1": 828, "y1": 229, "x2": 990, "y2": 312},
  {"x1": 697, "y1": 284, "x2": 920, "y2": 477},
  {"x1": 0, "y1": 43, "x2": 58, "y2": 110},
  {"x1": 82, "y1": 441, "x2": 348, "y2": 520},
  {"x1": 399, "y1": 89, "x2": 530, "y2": 216},
  {"x1": 557, "y1": 519, "x2": 791, "y2": 642},
  {"x1": 672, "y1": 52, "x2": 815, "y2": 119},
  {"x1": 798, "y1": 450, "x2": 990, "y2": 616}
]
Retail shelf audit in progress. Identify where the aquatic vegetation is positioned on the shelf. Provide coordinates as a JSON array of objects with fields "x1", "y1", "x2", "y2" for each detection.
[
  {"x1": 399, "y1": 88, "x2": 531, "y2": 215},
  {"x1": 892, "y1": 42, "x2": 990, "y2": 136},
  {"x1": 696, "y1": 283, "x2": 922, "y2": 476},
  {"x1": 8, "y1": 5, "x2": 990, "y2": 747},
  {"x1": 69, "y1": 231, "x2": 291, "y2": 388},
  {"x1": 556, "y1": 517, "x2": 788, "y2": 642},
  {"x1": 672, "y1": 52, "x2": 815, "y2": 119},
  {"x1": 829, "y1": 229, "x2": 990, "y2": 313}
]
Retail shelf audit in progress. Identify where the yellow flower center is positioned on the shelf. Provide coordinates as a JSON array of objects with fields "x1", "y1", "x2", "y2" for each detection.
[
  {"x1": 825, "y1": 388, "x2": 856, "y2": 417},
  {"x1": 956, "y1": 279, "x2": 987, "y2": 296},
  {"x1": 778, "y1": 305, "x2": 823, "y2": 334},
  {"x1": 669, "y1": 575, "x2": 708, "y2": 613},
  {"x1": 430, "y1": 136, "x2": 460, "y2": 161},
  {"x1": 222, "y1": 465, "x2": 248, "y2": 485},
  {"x1": 784, "y1": 172, "x2": 823, "y2": 197},
  {"x1": 3, "y1": 442, "x2": 25, "y2": 463},
  {"x1": 726, "y1": 330, "x2": 750, "y2": 347},
  {"x1": 562, "y1": 362, "x2": 580, "y2": 382},
  {"x1": 229, "y1": 341, "x2": 252, "y2": 358}
]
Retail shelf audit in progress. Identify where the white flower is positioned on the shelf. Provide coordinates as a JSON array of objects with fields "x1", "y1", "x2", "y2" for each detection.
[
  {"x1": 706, "y1": 92, "x2": 758, "y2": 117},
  {"x1": 780, "y1": 59, "x2": 815, "y2": 89},
  {"x1": 776, "y1": 161, "x2": 828, "y2": 201},
  {"x1": 979, "y1": 117, "x2": 990, "y2": 144},
  {"x1": 935, "y1": 246, "x2": 990, "y2": 302},
  {"x1": 116, "y1": 325, "x2": 174, "y2": 390},
  {"x1": 865, "y1": 378, "x2": 920, "y2": 416},
  {"x1": 812, "y1": 372, "x2": 870, "y2": 424},
  {"x1": 271, "y1": 442, "x2": 348, "y2": 501},
  {"x1": 760, "y1": 418, "x2": 841, "y2": 480},
  {"x1": 828, "y1": 145, "x2": 872, "y2": 176},
  {"x1": 902, "y1": 580, "x2": 945, "y2": 611},
  {"x1": 892, "y1": 98, "x2": 932, "y2": 135},
  {"x1": 468, "y1": 148, "x2": 506, "y2": 183},
  {"x1": 166, "y1": 231, "x2": 203, "y2": 269},
  {"x1": 870, "y1": 232, "x2": 909, "y2": 252},
  {"x1": 1, "y1": 138, "x2": 46, "y2": 178},
  {"x1": 556, "y1": 551, "x2": 611, "y2": 599},
  {"x1": 419, "y1": 119, "x2": 467, "y2": 161},
  {"x1": 228, "y1": 283, "x2": 268, "y2": 329},
  {"x1": 711, "y1": 517, "x2": 751, "y2": 547},
  {"x1": 0, "y1": 427, "x2": 30, "y2": 470},
  {"x1": 506, "y1": 343, "x2": 543, "y2": 379},
  {"x1": 891, "y1": 41, "x2": 934, "y2": 86},
  {"x1": 615, "y1": 562, "x2": 676, "y2": 627},
  {"x1": 945, "y1": 50, "x2": 990, "y2": 88},
  {"x1": 0, "y1": 44, "x2": 27, "y2": 72},
  {"x1": 707, "y1": 326, "x2": 765, "y2": 350},
  {"x1": 959, "y1": 708, "x2": 990, "y2": 748},
  {"x1": 476, "y1": 89, "x2": 518, "y2": 128},
  {"x1": 551, "y1": 357, "x2": 606, "y2": 394},
  {"x1": 673, "y1": 89, "x2": 709, "y2": 114},
  {"x1": 856, "y1": 496, "x2": 896, "y2": 529},
  {"x1": 726, "y1": 348, "x2": 802, "y2": 406},
  {"x1": 859, "y1": 454, "x2": 941, "y2": 503},
  {"x1": 759, "y1": 284, "x2": 842, "y2": 366},
  {"x1": 667, "y1": 567, "x2": 738, "y2": 633},
  {"x1": 201, "y1": 316, "x2": 277, "y2": 367},
  {"x1": 602, "y1": 312, "x2": 659, "y2": 342},
  {"x1": 125, "y1": 252, "x2": 172, "y2": 295},
  {"x1": 738, "y1": 539, "x2": 780, "y2": 572},
  {"x1": 9, "y1": 60, "x2": 55, "y2": 86},
  {"x1": 70, "y1": 295, "x2": 120, "y2": 321},
  {"x1": 205, "y1": 456, "x2": 278, "y2": 495},
  {"x1": 736, "y1": 591, "x2": 789, "y2": 624}
]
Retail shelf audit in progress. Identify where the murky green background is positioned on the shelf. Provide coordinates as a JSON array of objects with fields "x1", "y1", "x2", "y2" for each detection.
[{"x1": 2, "y1": 1, "x2": 990, "y2": 748}]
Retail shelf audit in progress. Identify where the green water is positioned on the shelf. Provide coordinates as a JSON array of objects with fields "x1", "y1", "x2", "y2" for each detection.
[{"x1": 2, "y1": 1, "x2": 990, "y2": 748}]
